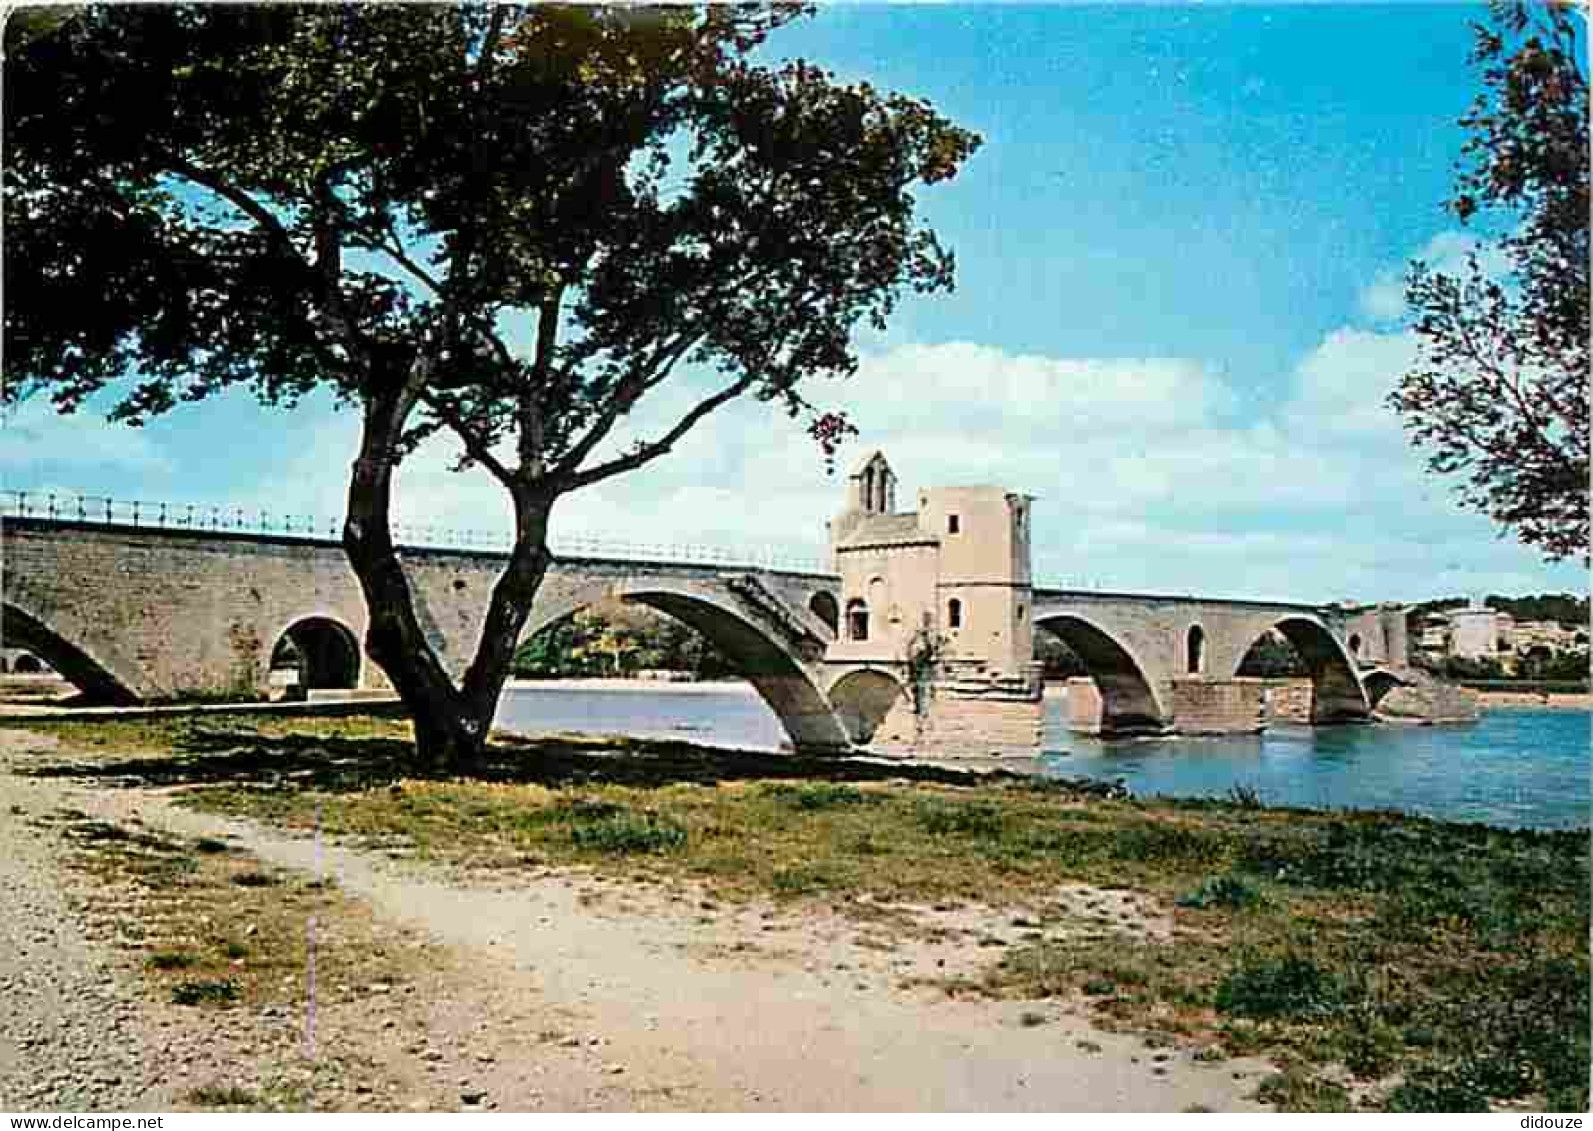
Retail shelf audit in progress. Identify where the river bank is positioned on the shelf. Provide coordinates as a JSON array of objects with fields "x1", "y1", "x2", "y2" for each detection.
[
  {"x1": 1, "y1": 710, "x2": 1586, "y2": 1113},
  {"x1": 515, "y1": 677, "x2": 1592, "y2": 713}
]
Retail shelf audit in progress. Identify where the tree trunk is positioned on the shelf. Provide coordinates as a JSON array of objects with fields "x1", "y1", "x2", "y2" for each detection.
[{"x1": 341, "y1": 386, "x2": 557, "y2": 774}]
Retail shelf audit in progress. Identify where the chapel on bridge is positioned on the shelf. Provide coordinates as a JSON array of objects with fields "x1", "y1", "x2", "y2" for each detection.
[{"x1": 826, "y1": 450, "x2": 1038, "y2": 688}]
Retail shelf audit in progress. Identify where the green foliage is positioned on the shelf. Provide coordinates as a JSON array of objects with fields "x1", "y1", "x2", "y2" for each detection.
[
  {"x1": 1341, "y1": 1013, "x2": 1402, "y2": 1079},
  {"x1": 146, "y1": 950, "x2": 197, "y2": 971},
  {"x1": 1225, "y1": 784, "x2": 1265, "y2": 810},
  {"x1": 1235, "y1": 632, "x2": 1308, "y2": 678},
  {"x1": 512, "y1": 602, "x2": 739, "y2": 680},
  {"x1": 1215, "y1": 954, "x2": 1346, "y2": 1021},
  {"x1": 1384, "y1": 1065, "x2": 1492, "y2": 1112},
  {"x1": 1176, "y1": 873, "x2": 1266, "y2": 911},
  {"x1": 186, "y1": 1084, "x2": 261, "y2": 1108},
  {"x1": 914, "y1": 799, "x2": 1007, "y2": 838},
  {"x1": 760, "y1": 782, "x2": 874, "y2": 811},
  {"x1": 1391, "y1": 2, "x2": 1589, "y2": 562},
  {"x1": 6, "y1": 5, "x2": 978, "y2": 762},
  {"x1": 171, "y1": 977, "x2": 240, "y2": 1006},
  {"x1": 568, "y1": 810, "x2": 687, "y2": 855},
  {"x1": 1035, "y1": 632, "x2": 1088, "y2": 679},
  {"x1": 1254, "y1": 1068, "x2": 1352, "y2": 1113}
]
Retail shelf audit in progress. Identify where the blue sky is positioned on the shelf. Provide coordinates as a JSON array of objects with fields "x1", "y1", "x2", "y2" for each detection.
[{"x1": 6, "y1": 3, "x2": 1585, "y2": 603}]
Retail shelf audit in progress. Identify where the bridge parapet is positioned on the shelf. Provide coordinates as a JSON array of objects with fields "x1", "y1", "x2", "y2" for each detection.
[{"x1": 1, "y1": 490, "x2": 827, "y2": 575}]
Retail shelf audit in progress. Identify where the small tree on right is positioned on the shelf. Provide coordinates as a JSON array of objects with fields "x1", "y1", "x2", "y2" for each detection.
[{"x1": 1390, "y1": 1, "x2": 1589, "y2": 563}]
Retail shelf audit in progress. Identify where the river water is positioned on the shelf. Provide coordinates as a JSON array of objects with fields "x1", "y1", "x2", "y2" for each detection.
[{"x1": 494, "y1": 683, "x2": 1591, "y2": 831}]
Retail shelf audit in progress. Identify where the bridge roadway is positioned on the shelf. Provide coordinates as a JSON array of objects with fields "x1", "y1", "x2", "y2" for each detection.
[{"x1": 2, "y1": 517, "x2": 1379, "y2": 750}]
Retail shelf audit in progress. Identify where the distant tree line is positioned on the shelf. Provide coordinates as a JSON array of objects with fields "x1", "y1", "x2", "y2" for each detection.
[
  {"x1": 1406, "y1": 592, "x2": 1590, "y2": 628},
  {"x1": 1421, "y1": 652, "x2": 1589, "y2": 685},
  {"x1": 512, "y1": 601, "x2": 739, "y2": 681}
]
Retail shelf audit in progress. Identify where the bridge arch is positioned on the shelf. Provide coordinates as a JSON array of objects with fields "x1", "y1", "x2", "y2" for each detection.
[
  {"x1": 1237, "y1": 616, "x2": 1370, "y2": 724},
  {"x1": 1361, "y1": 668, "x2": 1405, "y2": 709},
  {"x1": 521, "y1": 580, "x2": 851, "y2": 753},
  {"x1": 1035, "y1": 612, "x2": 1170, "y2": 736},
  {"x1": 0, "y1": 602, "x2": 138, "y2": 704},
  {"x1": 269, "y1": 615, "x2": 362, "y2": 698},
  {"x1": 826, "y1": 668, "x2": 908, "y2": 744}
]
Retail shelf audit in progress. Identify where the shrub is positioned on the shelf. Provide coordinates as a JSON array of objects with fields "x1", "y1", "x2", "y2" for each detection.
[
  {"x1": 1383, "y1": 1063, "x2": 1490, "y2": 1112},
  {"x1": 569, "y1": 813, "x2": 686, "y2": 855},
  {"x1": 146, "y1": 950, "x2": 196, "y2": 971},
  {"x1": 186, "y1": 1083, "x2": 260, "y2": 1107},
  {"x1": 915, "y1": 800, "x2": 1007, "y2": 838},
  {"x1": 171, "y1": 978, "x2": 240, "y2": 1006},
  {"x1": 1227, "y1": 784, "x2": 1265, "y2": 810},
  {"x1": 1177, "y1": 873, "x2": 1266, "y2": 910},
  {"x1": 761, "y1": 783, "x2": 873, "y2": 811},
  {"x1": 1342, "y1": 1017, "x2": 1402, "y2": 1079},
  {"x1": 1216, "y1": 954, "x2": 1345, "y2": 1021},
  {"x1": 1256, "y1": 1067, "x2": 1351, "y2": 1112}
]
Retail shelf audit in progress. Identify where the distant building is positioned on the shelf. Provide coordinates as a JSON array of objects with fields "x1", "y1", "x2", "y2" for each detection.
[{"x1": 1416, "y1": 600, "x2": 1589, "y2": 669}]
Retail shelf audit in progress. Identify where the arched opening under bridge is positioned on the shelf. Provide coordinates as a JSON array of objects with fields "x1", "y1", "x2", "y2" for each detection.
[
  {"x1": 270, "y1": 617, "x2": 361, "y2": 700},
  {"x1": 518, "y1": 583, "x2": 851, "y2": 754},
  {"x1": 0, "y1": 603, "x2": 137, "y2": 705},
  {"x1": 1036, "y1": 613, "x2": 1169, "y2": 736},
  {"x1": 1236, "y1": 617, "x2": 1370, "y2": 725},
  {"x1": 827, "y1": 669, "x2": 907, "y2": 744}
]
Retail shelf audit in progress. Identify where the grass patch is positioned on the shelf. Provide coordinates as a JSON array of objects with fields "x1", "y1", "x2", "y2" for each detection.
[
  {"x1": 1176, "y1": 873, "x2": 1266, "y2": 910},
  {"x1": 1254, "y1": 1067, "x2": 1352, "y2": 1112},
  {"x1": 230, "y1": 870, "x2": 279, "y2": 887},
  {"x1": 171, "y1": 978, "x2": 240, "y2": 1006},
  {"x1": 1215, "y1": 954, "x2": 1346, "y2": 1021},
  {"x1": 186, "y1": 1083, "x2": 261, "y2": 1108},
  {"x1": 18, "y1": 712, "x2": 1589, "y2": 1112},
  {"x1": 568, "y1": 811, "x2": 687, "y2": 855},
  {"x1": 761, "y1": 782, "x2": 875, "y2": 811},
  {"x1": 145, "y1": 950, "x2": 197, "y2": 971},
  {"x1": 47, "y1": 804, "x2": 427, "y2": 1026}
]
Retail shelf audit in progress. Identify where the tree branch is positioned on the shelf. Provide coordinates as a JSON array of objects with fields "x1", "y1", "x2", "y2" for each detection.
[
  {"x1": 551, "y1": 329, "x2": 703, "y2": 479},
  {"x1": 518, "y1": 286, "x2": 564, "y2": 478},
  {"x1": 559, "y1": 372, "x2": 756, "y2": 493},
  {"x1": 418, "y1": 390, "x2": 516, "y2": 487}
]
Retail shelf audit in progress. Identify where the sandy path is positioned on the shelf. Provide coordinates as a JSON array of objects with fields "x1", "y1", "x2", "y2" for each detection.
[{"x1": 65, "y1": 785, "x2": 1271, "y2": 1112}]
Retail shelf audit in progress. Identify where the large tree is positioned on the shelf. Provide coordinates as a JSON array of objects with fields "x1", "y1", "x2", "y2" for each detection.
[
  {"x1": 5, "y1": 4, "x2": 979, "y2": 767},
  {"x1": 1391, "y1": 0, "x2": 1589, "y2": 563}
]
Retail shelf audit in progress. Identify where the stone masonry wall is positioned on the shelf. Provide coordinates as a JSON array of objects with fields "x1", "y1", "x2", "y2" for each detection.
[
  {"x1": 2, "y1": 521, "x2": 841, "y2": 702},
  {"x1": 871, "y1": 685, "x2": 1043, "y2": 753},
  {"x1": 1168, "y1": 678, "x2": 1266, "y2": 735},
  {"x1": 1065, "y1": 677, "x2": 1104, "y2": 734}
]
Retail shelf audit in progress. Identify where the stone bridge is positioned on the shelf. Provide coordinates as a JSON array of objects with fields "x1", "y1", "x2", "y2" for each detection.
[
  {"x1": 1032, "y1": 589, "x2": 1375, "y2": 735},
  {"x1": 3, "y1": 517, "x2": 1385, "y2": 750}
]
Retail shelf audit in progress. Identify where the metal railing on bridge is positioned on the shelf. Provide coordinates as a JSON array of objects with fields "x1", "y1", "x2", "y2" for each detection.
[{"x1": 0, "y1": 489, "x2": 830, "y2": 575}]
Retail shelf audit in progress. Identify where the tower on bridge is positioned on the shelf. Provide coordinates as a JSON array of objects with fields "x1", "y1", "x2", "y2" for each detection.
[{"x1": 824, "y1": 451, "x2": 1043, "y2": 746}]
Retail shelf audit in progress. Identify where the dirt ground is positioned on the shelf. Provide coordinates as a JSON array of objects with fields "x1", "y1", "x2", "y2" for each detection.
[{"x1": 0, "y1": 727, "x2": 1275, "y2": 1113}]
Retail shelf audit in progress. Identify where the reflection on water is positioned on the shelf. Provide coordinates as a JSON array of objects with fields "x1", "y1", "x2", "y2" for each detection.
[{"x1": 495, "y1": 683, "x2": 1591, "y2": 831}]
